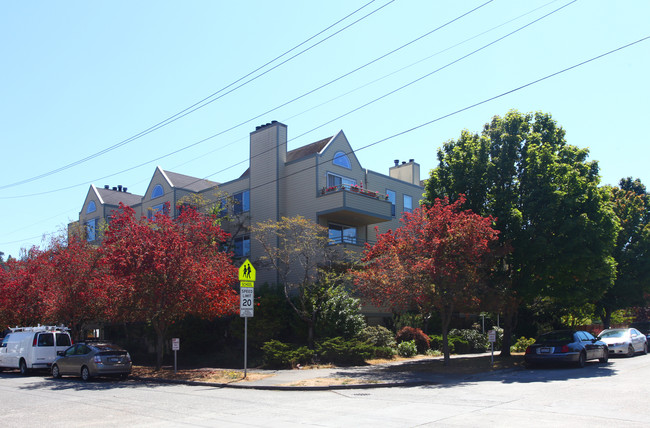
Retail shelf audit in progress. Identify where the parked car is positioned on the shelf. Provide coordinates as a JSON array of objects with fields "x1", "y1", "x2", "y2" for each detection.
[
  {"x1": 597, "y1": 328, "x2": 648, "y2": 357},
  {"x1": 51, "y1": 342, "x2": 132, "y2": 381},
  {"x1": 629, "y1": 321, "x2": 650, "y2": 344},
  {"x1": 524, "y1": 330, "x2": 608, "y2": 368}
]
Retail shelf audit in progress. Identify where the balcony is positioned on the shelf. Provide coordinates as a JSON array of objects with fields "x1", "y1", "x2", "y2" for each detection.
[{"x1": 317, "y1": 185, "x2": 392, "y2": 226}]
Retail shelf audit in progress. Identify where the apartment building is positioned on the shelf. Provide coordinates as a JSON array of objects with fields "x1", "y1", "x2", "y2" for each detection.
[{"x1": 75, "y1": 121, "x2": 423, "y2": 286}]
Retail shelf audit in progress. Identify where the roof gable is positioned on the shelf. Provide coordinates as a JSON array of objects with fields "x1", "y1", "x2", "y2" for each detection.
[{"x1": 161, "y1": 169, "x2": 219, "y2": 192}]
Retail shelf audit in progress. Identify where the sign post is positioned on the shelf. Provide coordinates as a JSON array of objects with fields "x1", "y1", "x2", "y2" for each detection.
[
  {"x1": 238, "y1": 260, "x2": 256, "y2": 378},
  {"x1": 488, "y1": 330, "x2": 496, "y2": 365},
  {"x1": 171, "y1": 338, "x2": 180, "y2": 374}
]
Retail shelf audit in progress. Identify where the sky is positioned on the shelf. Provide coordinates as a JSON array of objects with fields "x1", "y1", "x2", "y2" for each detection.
[{"x1": 1, "y1": 0, "x2": 648, "y2": 260}]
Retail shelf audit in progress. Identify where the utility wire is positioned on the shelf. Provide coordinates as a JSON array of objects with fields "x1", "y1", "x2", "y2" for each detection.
[
  {"x1": 2, "y1": 35, "x2": 648, "y2": 249},
  {"x1": 0, "y1": 0, "x2": 389, "y2": 191}
]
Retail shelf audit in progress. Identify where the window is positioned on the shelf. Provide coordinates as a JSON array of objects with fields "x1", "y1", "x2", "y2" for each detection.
[
  {"x1": 403, "y1": 195, "x2": 413, "y2": 213},
  {"x1": 148, "y1": 203, "x2": 169, "y2": 220},
  {"x1": 333, "y1": 151, "x2": 351, "y2": 169},
  {"x1": 327, "y1": 173, "x2": 356, "y2": 189},
  {"x1": 233, "y1": 190, "x2": 250, "y2": 215},
  {"x1": 85, "y1": 218, "x2": 97, "y2": 241},
  {"x1": 234, "y1": 235, "x2": 251, "y2": 258},
  {"x1": 328, "y1": 224, "x2": 357, "y2": 244},
  {"x1": 86, "y1": 201, "x2": 96, "y2": 214},
  {"x1": 37, "y1": 333, "x2": 54, "y2": 347},
  {"x1": 151, "y1": 184, "x2": 164, "y2": 199},
  {"x1": 56, "y1": 333, "x2": 71, "y2": 347},
  {"x1": 386, "y1": 190, "x2": 396, "y2": 216}
]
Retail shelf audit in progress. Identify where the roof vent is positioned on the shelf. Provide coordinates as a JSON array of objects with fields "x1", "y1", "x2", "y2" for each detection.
[
  {"x1": 394, "y1": 159, "x2": 399, "y2": 166},
  {"x1": 112, "y1": 187, "x2": 117, "y2": 191},
  {"x1": 118, "y1": 185, "x2": 122, "y2": 192},
  {"x1": 402, "y1": 161, "x2": 406, "y2": 165},
  {"x1": 409, "y1": 159, "x2": 414, "y2": 163},
  {"x1": 104, "y1": 185, "x2": 109, "y2": 189},
  {"x1": 123, "y1": 187, "x2": 128, "y2": 193}
]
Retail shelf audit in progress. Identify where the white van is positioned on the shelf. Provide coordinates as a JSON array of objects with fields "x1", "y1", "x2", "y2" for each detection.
[{"x1": 0, "y1": 326, "x2": 72, "y2": 375}]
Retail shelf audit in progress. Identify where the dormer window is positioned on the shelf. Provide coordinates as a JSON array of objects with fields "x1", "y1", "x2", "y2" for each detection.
[
  {"x1": 151, "y1": 184, "x2": 164, "y2": 199},
  {"x1": 86, "y1": 201, "x2": 96, "y2": 214},
  {"x1": 333, "y1": 151, "x2": 351, "y2": 169}
]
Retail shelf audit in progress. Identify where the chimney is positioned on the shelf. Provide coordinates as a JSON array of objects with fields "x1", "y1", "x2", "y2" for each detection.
[{"x1": 389, "y1": 158, "x2": 421, "y2": 185}]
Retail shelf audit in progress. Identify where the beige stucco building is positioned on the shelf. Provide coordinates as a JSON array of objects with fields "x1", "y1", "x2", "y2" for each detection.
[{"x1": 74, "y1": 121, "x2": 423, "y2": 287}]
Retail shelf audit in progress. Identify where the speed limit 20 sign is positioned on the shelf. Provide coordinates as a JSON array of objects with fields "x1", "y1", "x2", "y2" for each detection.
[{"x1": 240, "y1": 283, "x2": 254, "y2": 317}]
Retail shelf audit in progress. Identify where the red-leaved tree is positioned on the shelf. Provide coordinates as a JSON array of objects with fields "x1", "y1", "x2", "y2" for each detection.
[
  {"x1": 355, "y1": 196, "x2": 500, "y2": 365},
  {"x1": 37, "y1": 235, "x2": 113, "y2": 341},
  {"x1": 102, "y1": 203, "x2": 238, "y2": 369},
  {"x1": 0, "y1": 248, "x2": 48, "y2": 328}
]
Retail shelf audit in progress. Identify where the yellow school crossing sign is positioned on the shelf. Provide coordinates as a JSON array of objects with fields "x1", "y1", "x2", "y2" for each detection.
[{"x1": 238, "y1": 259, "x2": 256, "y2": 282}]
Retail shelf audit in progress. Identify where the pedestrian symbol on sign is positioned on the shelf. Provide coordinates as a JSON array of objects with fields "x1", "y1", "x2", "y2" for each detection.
[{"x1": 238, "y1": 259, "x2": 256, "y2": 282}]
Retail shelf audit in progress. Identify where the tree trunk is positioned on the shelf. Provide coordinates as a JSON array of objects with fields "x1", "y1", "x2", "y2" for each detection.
[
  {"x1": 440, "y1": 305, "x2": 453, "y2": 366},
  {"x1": 499, "y1": 309, "x2": 516, "y2": 357},
  {"x1": 602, "y1": 307, "x2": 612, "y2": 330},
  {"x1": 153, "y1": 322, "x2": 165, "y2": 371}
]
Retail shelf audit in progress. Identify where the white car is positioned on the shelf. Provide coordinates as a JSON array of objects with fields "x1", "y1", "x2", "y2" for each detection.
[{"x1": 597, "y1": 328, "x2": 648, "y2": 357}]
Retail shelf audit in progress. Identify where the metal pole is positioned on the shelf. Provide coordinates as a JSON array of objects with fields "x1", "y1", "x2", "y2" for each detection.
[
  {"x1": 174, "y1": 350, "x2": 177, "y2": 374},
  {"x1": 244, "y1": 317, "x2": 248, "y2": 378}
]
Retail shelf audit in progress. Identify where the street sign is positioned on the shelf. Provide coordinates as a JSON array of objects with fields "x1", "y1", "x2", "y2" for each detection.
[
  {"x1": 238, "y1": 259, "x2": 256, "y2": 282},
  {"x1": 240, "y1": 286, "x2": 254, "y2": 318},
  {"x1": 488, "y1": 330, "x2": 497, "y2": 343},
  {"x1": 171, "y1": 338, "x2": 180, "y2": 351}
]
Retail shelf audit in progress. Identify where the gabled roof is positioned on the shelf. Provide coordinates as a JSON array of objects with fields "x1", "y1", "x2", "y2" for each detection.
[
  {"x1": 94, "y1": 185, "x2": 142, "y2": 207},
  {"x1": 286, "y1": 136, "x2": 332, "y2": 162},
  {"x1": 161, "y1": 169, "x2": 219, "y2": 192}
]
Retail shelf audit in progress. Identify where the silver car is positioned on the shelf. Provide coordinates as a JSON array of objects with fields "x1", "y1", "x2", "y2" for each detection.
[
  {"x1": 52, "y1": 343, "x2": 132, "y2": 381},
  {"x1": 597, "y1": 328, "x2": 648, "y2": 357}
]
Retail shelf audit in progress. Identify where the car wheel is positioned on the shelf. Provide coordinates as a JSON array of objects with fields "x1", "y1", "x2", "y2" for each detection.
[
  {"x1": 19, "y1": 359, "x2": 29, "y2": 376},
  {"x1": 577, "y1": 351, "x2": 586, "y2": 368},
  {"x1": 81, "y1": 366, "x2": 91, "y2": 381},
  {"x1": 627, "y1": 344, "x2": 635, "y2": 357},
  {"x1": 599, "y1": 349, "x2": 609, "y2": 364},
  {"x1": 52, "y1": 364, "x2": 61, "y2": 379},
  {"x1": 643, "y1": 343, "x2": 648, "y2": 355}
]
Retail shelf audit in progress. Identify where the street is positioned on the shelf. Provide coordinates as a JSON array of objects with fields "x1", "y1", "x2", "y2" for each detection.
[{"x1": 1, "y1": 354, "x2": 649, "y2": 427}]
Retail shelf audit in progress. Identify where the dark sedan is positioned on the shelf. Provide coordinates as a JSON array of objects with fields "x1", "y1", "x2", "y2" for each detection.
[
  {"x1": 524, "y1": 330, "x2": 608, "y2": 368},
  {"x1": 52, "y1": 342, "x2": 132, "y2": 381}
]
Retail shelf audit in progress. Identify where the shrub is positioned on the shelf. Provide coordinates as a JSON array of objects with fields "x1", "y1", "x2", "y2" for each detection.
[
  {"x1": 261, "y1": 340, "x2": 314, "y2": 369},
  {"x1": 397, "y1": 340, "x2": 417, "y2": 357},
  {"x1": 316, "y1": 337, "x2": 374, "y2": 366},
  {"x1": 449, "y1": 329, "x2": 489, "y2": 353},
  {"x1": 396, "y1": 326, "x2": 430, "y2": 354},
  {"x1": 358, "y1": 325, "x2": 396, "y2": 348},
  {"x1": 315, "y1": 285, "x2": 366, "y2": 340},
  {"x1": 448, "y1": 336, "x2": 471, "y2": 354},
  {"x1": 429, "y1": 334, "x2": 443, "y2": 351},
  {"x1": 510, "y1": 336, "x2": 536, "y2": 353},
  {"x1": 372, "y1": 346, "x2": 396, "y2": 360}
]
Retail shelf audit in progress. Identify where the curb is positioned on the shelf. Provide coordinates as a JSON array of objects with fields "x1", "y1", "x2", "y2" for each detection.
[{"x1": 131, "y1": 376, "x2": 436, "y2": 391}]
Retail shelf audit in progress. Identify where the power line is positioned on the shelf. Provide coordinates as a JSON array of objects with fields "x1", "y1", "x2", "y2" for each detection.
[
  {"x1": 3, "y1": 34, "x2": 648, "y2": 249},
  {"x1": 0, "y1": 0, "x2": 390, "y2": 191}
]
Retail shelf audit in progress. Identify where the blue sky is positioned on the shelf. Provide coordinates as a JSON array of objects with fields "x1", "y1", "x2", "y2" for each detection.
[{"x1": 1, "y1": 0, "x2": 648, "y2": 259}]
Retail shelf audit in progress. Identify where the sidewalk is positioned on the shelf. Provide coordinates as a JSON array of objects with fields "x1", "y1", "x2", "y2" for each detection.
[{"x1": 134, "y1": 352, "x2": 519, "y2": 391}]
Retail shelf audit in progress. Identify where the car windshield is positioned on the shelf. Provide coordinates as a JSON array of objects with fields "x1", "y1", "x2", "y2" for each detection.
[
  {"x1": 599, "y1": 330, "x2": 626, "y2": 338},
  {"x1": 537, "y1": 331, "x2": 574, "y2": 343}
]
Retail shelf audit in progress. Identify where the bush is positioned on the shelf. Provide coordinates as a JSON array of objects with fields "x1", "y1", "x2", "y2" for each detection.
[
  {"x1": 510, "y1": 336, "x2": 536, "y2": 353},
  {"x1": 396, "y1": 326, "x2": 430, "y2": 354},
  {"x1": 448, "y1": 336, "x2": 471, "y2": 354},
  {"x1": 261, "y1": 340, "x2": 314, "y2": 369},
  {"x1": 315, "y1": 285, "x2": 366, "y2": 340},
  {"x1": 358, "y1": 325, "x2": 396, "y2": 348},
  {"x1": 449, "y1": 329, "x2": 489, "y2": 353},
  {"x1": 397, "y1": 340, "x2": 417, "y2": 357},
  {"x1": 429, "y1": 334, "x2": 443, "y2": 351},
  {"x1": 316, "y1": 337, "x2": 374, "y2": 366},
  {"x1": 372, "y1": 346, "x2": 396, "y2": 360}
]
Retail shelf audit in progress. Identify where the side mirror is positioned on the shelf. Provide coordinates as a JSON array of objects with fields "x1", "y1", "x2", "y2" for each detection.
[{"x1": 57, "y1": 351, "x2": 65, "y2": 356}]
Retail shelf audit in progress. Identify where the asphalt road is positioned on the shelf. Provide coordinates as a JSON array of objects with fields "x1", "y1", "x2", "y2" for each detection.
[{"x1": 1, "y1": 354, "x2": 649, "y2": 427}]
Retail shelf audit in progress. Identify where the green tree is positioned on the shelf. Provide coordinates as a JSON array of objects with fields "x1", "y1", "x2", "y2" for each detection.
[
  {"x1": 597, "y1": 178, "x2": 650, "y2": 327},
  {"x1": 424, "y1": 110, "x2": 619, "y2": 355},
  {"x1": 252, "y1": 216, "x2": 348, "y2": 347}
]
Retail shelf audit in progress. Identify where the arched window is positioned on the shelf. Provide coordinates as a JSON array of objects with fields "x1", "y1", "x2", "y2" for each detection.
[
  {"x1": 333, "y1": 151, "x2": 351, "y2": 169},
  {"x1": 151, "y1": 184, "x2": 164, "y2": 199},
  {"x1": 86, "y1": 201, "x2": 96, "y2": 214}
]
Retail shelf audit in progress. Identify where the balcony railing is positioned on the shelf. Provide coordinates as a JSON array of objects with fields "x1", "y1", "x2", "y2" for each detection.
[{"x1": 320, "y1": 184, "x2": 389, "y2": 201}]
